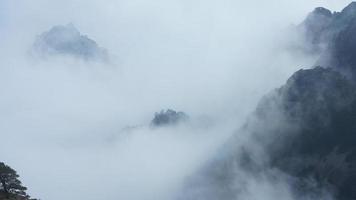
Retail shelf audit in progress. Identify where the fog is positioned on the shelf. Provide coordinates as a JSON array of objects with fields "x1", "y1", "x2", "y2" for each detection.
[{"x1": 0, "y1": 0, "x2": 352, "y2": 200}]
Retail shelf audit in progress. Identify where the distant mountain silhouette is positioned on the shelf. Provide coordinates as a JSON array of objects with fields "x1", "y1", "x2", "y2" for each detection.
[
  {"x1": 32, "y1": 24, "x2": 108, "y2": 61},
  {"x1": 151, "y1": 109, "x2": 189, "y2": 127}
]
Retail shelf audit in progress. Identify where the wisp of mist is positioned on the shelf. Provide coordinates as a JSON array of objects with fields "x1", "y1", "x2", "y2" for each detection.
[{"x1": 0, "y1": 0, "x2": 351, "y2": 200}]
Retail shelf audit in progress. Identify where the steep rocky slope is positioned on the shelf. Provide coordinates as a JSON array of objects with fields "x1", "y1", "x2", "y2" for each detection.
[{"x1": 180, "y1": 2, "x2": 356, "y2": 200}]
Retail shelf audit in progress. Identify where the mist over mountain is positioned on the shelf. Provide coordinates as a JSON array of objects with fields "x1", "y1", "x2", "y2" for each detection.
[
  {"x1": 251, "y1": 67, "x2": 356, "y2": 200},
  {"x1": 299, "y1": 2, "x2": 356, "y2": 80},
  {"x1": 180, "y1": 2, "x2": 356, "y2": 200},
  {"x1": 298, "y1": 7, "x2": 333, "y2": 53},
  {"x1": 1, "y1": 1, "x2": 355, "y2": 200},
  {"x1": 32, "y1": 24, "x2": 109, "y2": 61}
]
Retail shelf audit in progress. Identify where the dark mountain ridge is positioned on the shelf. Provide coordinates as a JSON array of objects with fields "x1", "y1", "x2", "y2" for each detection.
[
  {"x1": 300, "y1": 2, "x2": 356, "y2": 80},
  {"x1": 180, "y1": 2, "x2": 356, "y2": 200}
]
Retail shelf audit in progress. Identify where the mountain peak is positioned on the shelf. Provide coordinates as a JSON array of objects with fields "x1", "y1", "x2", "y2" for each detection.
[
  {"x1": 151, "y1": 109, "x2": 189, "y2": 127},
  {"x1": 282, "y1": 67, "x2": 353, "y2": 102},
  {"x1": 32, "y1": 23, "x2": 109, "y2": 61},
  {"x1": 45, "y1": 24, "x2": 81, "y2": 41},
  {"x1": 312, "y1": 7, "x2": 332, "y2": 17}
]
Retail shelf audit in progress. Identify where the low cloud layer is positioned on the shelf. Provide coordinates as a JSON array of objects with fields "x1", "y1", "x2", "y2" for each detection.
[{"x1": 0, "y1": 0, "x2": 353, "y2": 200}]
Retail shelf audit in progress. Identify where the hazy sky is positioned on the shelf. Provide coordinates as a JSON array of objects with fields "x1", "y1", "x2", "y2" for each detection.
[{"x1": 0, "y1": 0, "x2": 353, "y2": 200}]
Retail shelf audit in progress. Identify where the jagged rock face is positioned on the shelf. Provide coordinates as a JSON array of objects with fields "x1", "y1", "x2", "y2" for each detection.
[
  {"x1": 327, "y1": 21, "x2": 356, "y2": 78},
  {"x1": 33, "y1": 24, "x2": 108, "y2": 61},
  {"x1": 320, "y1": 2, "x2": 356, "y2": 78},
  {"x1": 180, "y1": 68, "x2": 356, "y2": 200},
  {"x1": 151, "y1": 109, "x2": 189, "y2": 127},
  {"x1": 250, "y1": 67, "x2": 356, "y2": 200},
  {"x1": 255, "y1": 3, "x2": 356, "y2": 195},
  {"x1": 181, "y1": 3, "x2": 356, "y2": 200},
  {"x1": 300, "y1": 2, "x2": 356, "y2": 80}
]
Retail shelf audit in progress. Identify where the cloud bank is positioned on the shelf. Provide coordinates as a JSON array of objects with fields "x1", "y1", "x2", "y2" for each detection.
[{"x1": 0, "y1": 0, "x2": 352, "y2": 200}]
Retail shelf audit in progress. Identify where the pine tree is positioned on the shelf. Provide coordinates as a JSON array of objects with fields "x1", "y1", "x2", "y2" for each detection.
[{"x1": 0, "y1": 162, "x2": 28, "y2": 199}]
